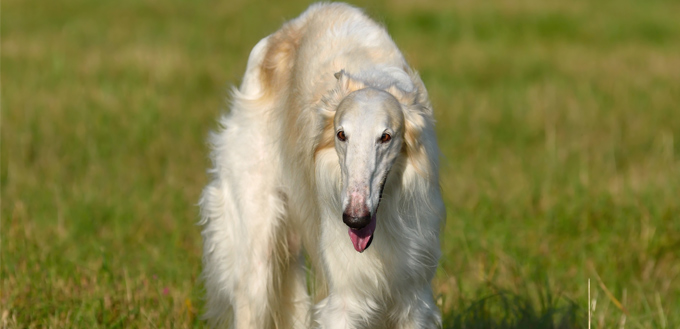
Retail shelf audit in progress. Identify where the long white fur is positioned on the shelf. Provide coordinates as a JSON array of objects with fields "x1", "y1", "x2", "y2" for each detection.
[{"x1": 200, "y1": 3, "x2": 445, "y2": 328}]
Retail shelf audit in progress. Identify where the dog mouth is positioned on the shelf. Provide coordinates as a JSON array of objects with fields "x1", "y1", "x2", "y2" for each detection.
[
  {"x1": 347, "y1": 213, "x2": 376, "y2": 253},
  {"x1": 346, "y1": 179, "x2": 386, "y2": 253}
]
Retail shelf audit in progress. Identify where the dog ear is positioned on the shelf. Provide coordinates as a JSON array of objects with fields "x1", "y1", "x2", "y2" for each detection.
[
  {"x1": 345, "y1": 66, "x2": 418, "y2": 107},
  {"x1": 387, "y1": 85, "x2": 417, "y2": 106},
  {"x1": 378, "y1": 67, "x2": 418, "y2": 106},
  {"x1": 333, "y1": 70, "x2": 344, "y2": 80},
  {"x1": 334, "y1": 70, "x2": 365, "y2": 95},
  {"x1": 398, "y1": 70, "x2": 436, "y2": 175},
  {"x1": 321, "y1": 70, "x2": 359, "y2": 115},
  {"x1": 400, "y1": 70, "x2": 434, "y2": 115},
  {"x1": 334, "y1": 70, "x2": 350, "y2": 92}
]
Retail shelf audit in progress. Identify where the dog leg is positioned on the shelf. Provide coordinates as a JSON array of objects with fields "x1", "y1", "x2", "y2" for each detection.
[
  {"x1": 314, "y1": 286, "x2": 440, "y2": 329},
  {"x1": 279, "y1": 252, "x2": 313, "y2": 329},
  {"x1": 202, "y1": 180, "x2": 312, "y2": 328},
  {"x1": 390, "y1": 286, "x2": 441, "y2": 329},
  {"x1": 200, "y1": 180, "x2": 276, "y2": 328},
  {"x1": 314, "y1": 293, "x2": 382, "y2": 329}
]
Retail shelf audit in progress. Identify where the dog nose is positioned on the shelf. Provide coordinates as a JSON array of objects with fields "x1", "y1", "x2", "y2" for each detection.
[{"x1": 343, "y1": 211, "x2": 371, "y2": 229}]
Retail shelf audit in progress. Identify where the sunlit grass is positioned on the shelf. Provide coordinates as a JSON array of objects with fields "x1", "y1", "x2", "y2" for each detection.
[{"x1": 2, "y1": 0, "x2": 679, "y2": 327}]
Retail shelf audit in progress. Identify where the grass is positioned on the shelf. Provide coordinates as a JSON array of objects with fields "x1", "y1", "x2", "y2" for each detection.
[{"x1": 2, "y1": 0, "x2": 679, "y2": 327}]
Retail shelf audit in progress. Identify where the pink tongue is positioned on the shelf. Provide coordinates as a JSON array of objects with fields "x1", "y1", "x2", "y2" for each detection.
[{"x1": 347, "y1": 215, "x2": 376, "y2": 252}]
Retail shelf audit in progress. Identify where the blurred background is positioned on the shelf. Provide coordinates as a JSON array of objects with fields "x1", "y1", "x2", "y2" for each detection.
[{"x1": 2, "y1": 0, "x2": 679, "y2": 327}]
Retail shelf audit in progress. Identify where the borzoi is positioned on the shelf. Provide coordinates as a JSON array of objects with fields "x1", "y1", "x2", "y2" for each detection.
[{"x1": 200, "y1": 3, "x2": 445, "y2": 328}]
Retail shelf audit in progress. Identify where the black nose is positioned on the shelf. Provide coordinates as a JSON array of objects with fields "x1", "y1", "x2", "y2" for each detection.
[{"x1": 343, "y1": 211, "x2": 371, "y2": 229}]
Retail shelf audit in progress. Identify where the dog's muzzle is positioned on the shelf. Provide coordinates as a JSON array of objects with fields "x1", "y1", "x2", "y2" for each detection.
[
  {"x1": 342, "y1": 211, "x2": 371, "y2": 230},
  {"x1": 343, "y1": 205, "x2": 376, "y2": 253}
]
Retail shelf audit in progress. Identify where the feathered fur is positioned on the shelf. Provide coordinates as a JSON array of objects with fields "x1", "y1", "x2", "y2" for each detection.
[{"x1": 199, "y1": 3, "x2": 445, "y2": 328}]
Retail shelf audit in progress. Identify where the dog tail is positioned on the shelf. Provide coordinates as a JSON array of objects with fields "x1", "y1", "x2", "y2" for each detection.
[{"x1": 225, "y1": 14, "x2": 303, "y2": 115}]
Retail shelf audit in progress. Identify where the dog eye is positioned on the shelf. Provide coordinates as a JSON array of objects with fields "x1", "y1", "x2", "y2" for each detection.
[
  {"x1": 380, "y1": 133, "x2": 391, "y2": 143},
  {"x1": 337, "y1": 130, "x2": 347, "y2": 142}
]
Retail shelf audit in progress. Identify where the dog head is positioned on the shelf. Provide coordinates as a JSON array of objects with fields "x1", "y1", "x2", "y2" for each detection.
[
  {"x1": 333, "y1": 87, "x2": 405, "y2": 252},
  {"x1": 326, "y1": 67, "x2": 425, "y2": 253},
  {"x1": 317, "y1": 67, "x2": 431, "y2": 253}
]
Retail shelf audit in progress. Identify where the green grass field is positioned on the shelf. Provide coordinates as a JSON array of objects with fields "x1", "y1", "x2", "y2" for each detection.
[{"x1": 2, "y1": 0, "x2": 679, "y2": 327}]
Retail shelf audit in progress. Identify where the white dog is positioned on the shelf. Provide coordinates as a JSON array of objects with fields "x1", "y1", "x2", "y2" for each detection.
[{"x1": 200, "y1": 3, "x2": 445, "y2": 328}]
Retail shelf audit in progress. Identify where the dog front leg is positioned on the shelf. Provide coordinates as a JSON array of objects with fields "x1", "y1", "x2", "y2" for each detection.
[
  {"x1": 314, "y1": 293, "x2": 382, "y2": 329},
  {"x1": 390, "y1": 285, "x2": 442, "y2": 329}
]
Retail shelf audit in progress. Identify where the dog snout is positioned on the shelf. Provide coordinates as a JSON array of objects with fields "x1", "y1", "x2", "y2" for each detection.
[
  {"x1": 343, "y1": 210, "x2": 371, "y2": 229},
  {"x1": 344, "y1": 190, "x2": 372, "y2": 229}
]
